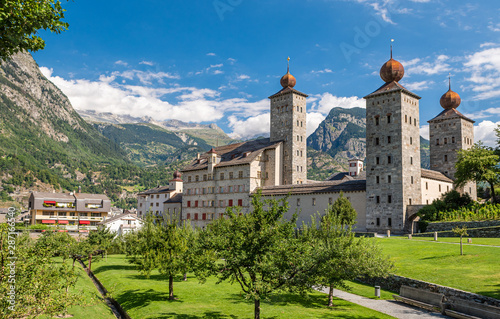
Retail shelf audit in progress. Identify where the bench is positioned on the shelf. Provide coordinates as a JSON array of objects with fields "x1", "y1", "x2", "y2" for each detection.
[
  {"x1": 392, "y1": 286, "x2": 444, "y2": 313},
  {"x1": 444, "y1": 297, "x2": 500, "y2": 319}
]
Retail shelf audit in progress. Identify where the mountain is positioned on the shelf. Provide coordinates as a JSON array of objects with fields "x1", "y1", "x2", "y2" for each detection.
[
  {"x1": 0, "y1": 53, "x2": 128, "y2": 191},
  {"x1": 307, "y1": 107, "x2": 430, "y2": 180}
]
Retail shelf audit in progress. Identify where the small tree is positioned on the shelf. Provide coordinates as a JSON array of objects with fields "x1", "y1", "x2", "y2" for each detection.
[
  {"x1": 126, "y1": 214, "x2": 191, "y2": 300},
  {"x1": 311, "y1": 194, "x2": 392, "y2": 307},
  {"x1": 452, "y1": 226, "x2": 468, "y2": 256},
  {"x1": 455, "y1": 142, "x2": 499, "y2": 204},
  {"x1": 196, "y1": 190, "x2": 314, "y2": 319}
]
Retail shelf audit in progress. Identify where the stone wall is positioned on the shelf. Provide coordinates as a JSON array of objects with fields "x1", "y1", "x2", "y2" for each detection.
[
  {"x1": 361, "y1": 274, "x2": 500, "y2": 307},
  {"x1": 414, "y1": 220, "x2": 500, "y2": 237}
]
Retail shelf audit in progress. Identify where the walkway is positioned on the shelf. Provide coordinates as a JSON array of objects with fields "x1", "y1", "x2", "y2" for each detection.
[{"x1": 318, "y1": 287, "x2": 449, "y2": 319}]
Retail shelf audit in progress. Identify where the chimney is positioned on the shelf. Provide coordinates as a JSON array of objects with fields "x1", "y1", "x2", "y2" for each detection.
[
  {"x1": 197, "y1": 153, "x2": 201, "y2": 160},
  {"x1": 78, "y1": 186, "x2": 82, "y2": 193}
]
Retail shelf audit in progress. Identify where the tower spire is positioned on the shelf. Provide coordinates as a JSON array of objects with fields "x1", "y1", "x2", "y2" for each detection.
[
  {"x1": 448, "y1": 73, "x2": 451, "y2": 90},
  {"x1": 390, "y1": 39, "x2": 394, "y2": 59},
  {"x1": 287, "y1": 56, "x2": 290, "y2": 73}
]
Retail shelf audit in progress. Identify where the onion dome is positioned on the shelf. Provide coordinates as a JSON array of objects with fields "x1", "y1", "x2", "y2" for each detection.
[
  {"x1": 440, "y1": 78, "x2": 461, "y2": 110},
  {"x1": 280, "y1": 57, "x2": 296, "y2": 88},
  {"x1": 380, "y1": 43, "x2": 404, "y2": 83},
  {"x1": 380, "y1": 58, "x2": 404, "y2": 83},
  {"x1": 208, "y1": 148, "x2": 217, "y2": 154},
  {"x1": 173, "y1": 170, "x2": 181, "y2": 180}
]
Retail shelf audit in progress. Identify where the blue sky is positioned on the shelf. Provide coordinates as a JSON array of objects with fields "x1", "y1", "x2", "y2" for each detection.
[{"x1": 33, "y1": 0, "x2": 500, "y2": 145}]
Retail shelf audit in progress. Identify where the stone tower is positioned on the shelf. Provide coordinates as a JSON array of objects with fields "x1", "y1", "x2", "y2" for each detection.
[
  {"x1": 269, "y1": 59, "x2": 308, "y2": 185},
  {"x1": 364, "y1": 51, "x2": 422, "y2": 232},
  {"x1": 428, "y1": 79, "x2": 477, "y2": 200}
]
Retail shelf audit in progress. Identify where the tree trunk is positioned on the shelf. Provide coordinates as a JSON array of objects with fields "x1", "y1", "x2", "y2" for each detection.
[
  {"x1": 183, "y1": 273, "x2": 187, "y2": 281},
  {"x1": 87, "y1": 254, "x2": 92, "y2": 274},
  {"x1": 328, "y1": 284, "x2": 334, "y2": 307},
  {"x1": 169, "y1": 275, "x2": 174, "y2": 300},
  {"x1": 460, "y1": 236, "x2": 463, "y2": 255},
  {"x1": 490, "y1": 182, "x2": 497, "y2": 204},
  {"x1": 254, "y1": 299, "x2": 260, "y2": 319}
]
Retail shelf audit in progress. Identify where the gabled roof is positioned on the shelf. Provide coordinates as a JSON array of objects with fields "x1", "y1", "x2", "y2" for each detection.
[
  {"x1": 326, "y1": 171, "x2": 366, "y2": 181},
  {"x1": 268, "y1": 86, "x2": 308, "y2": 99},
  {"x1": 427, "y1": 107, "x2": 475, "y2": 123},
  {"x1": 99, "y1": 213, "x2": 141, "y2": 225},
  {"x1": 164, "y1": 193, "x2": 182, "y2": 204},
  {"x1": 182, "y1": 138, "x2": 282, "y2": 172},
  {"x1": 138, "y1": 186, "x2": 176, "y2": 195},
  {"x1": 421, "y1": 169, "x2": 453, "y2": 183},
  {"x1": 257, "y1": 179, "x2": 366, "y2": 196},
  {"x1": 364, "y1": 81, "x2": 421, "y2": 100}
]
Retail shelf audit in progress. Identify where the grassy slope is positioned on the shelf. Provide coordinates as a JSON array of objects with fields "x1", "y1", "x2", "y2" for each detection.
[
  {"x1": 40, "y1": 262, "x2": 114, "y2": 319},
  {"x1": 377, "y1": 237, "x2": 500, "y2": 299},
  {"x1": 93, "y1": 255, "x2": 394, "y2": 319}
]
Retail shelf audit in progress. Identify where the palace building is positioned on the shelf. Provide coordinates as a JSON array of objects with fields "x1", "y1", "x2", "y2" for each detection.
[{"x1": 141, "y1": 52, "x2": 475, "y2": 233}]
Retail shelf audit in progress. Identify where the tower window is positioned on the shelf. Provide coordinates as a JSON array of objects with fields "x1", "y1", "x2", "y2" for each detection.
[
  {"x1": 376, "y1": 196, "x2": 380, "y2": 204},
  {"x1": 411, "y1": 176, "x2": 414, "y2": 184},
  {"x1": 410, "y1": 157, "x2": 413, "y2": 165},
  {"x1": 444, "y1": 155, "x2": 448, "y2": 162},
  {"x1": 388, "y1": 195, "x2": 392, "y2": 203},
  {"x1": 409, "y1": 198, "x2": 412, "y2": 205},
  {"x1": 376, "y1": 176, "x2": 380, "y2": 184},
  {"x1": 436, "y1": 139, "x2": 440, "y2": 145},
  {"x1": 405, "y1": 115, "x2": 408, "y2": 123},
  {"x1": 375, "y1": 117, "x2": 379, "y2": 125},
  {"x1": 297, "y1": 120, "x2": 299, "y2": 126},
  {"x1": 388, "y1": 175, "x2": 391, "y2": 183},
  {"x1": 376, "y1": 157, "x2": 380, "y2": 165},
  {"x1": 452, "y1": 137, "x2": 455, "y2": 143},
  {"x1": 297, "y1": 198, "x2": 300, "y2": 206},
  {"x1": 387, "y1": 115, "x2": 391, "y2": 123},
  {"x1": 439, "y1": 184, "x2": 441, "y2": 192},
  {"x1": 375, "y1": 138, "x2": 380, "y2": 145},
  {"x1": 297, "y1": 106, "x2": 299, "y2": 112},
  {"x1": 312, "y1": 198, "x2": 316, "y2": 206},
  {"x1": 297, "y1": 135, "x2": 299, "y2": 141},
  {"x1": 414, "y1": 119, "x2": 417, "y2": 126},
  {"x1": 376, "y1": 218, "x2": 380, "y2": 226},
  {"x1": 387, "y1": 156, "x2": 392, "y2": 164},
  {"x1": 410, "y1": 137, "x2": 413, "y2": 145},
  {"x1": 387, "y1": 136, "x2": 391, "y2": 144},
  {"x1": 409, "y1": 116, "x2": 412, "y2": 124},
  {"x1": 388, "y1": 218, "x2": 392, "y2": 227},
  {"x1": 426, "y1": 182, "x2": 428, "y2": 190},
  {"x1": 444, "y1": 138, "x2": 447, "y2": 144},
  {"x1": 300, "y1": 136, "x2": 303, "y2": 142}
]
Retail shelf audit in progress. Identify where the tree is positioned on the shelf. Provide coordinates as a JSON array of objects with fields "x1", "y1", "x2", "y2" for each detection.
[
  {"x1": 196, "y1": 190, "x2": 314, "y2": 319},
  {"x1": 455, "y1": 142, "x2": 500, "y2": 203},
  {"x1": 311, "y1": 194, "x2": 392, "y2": 307},
  {"x1": 0, "y1": 224, "x2": 80, "y2": 318},
  {"x1": 126, "y1": 214, "x2": 191, "y2": 300},
  {"x1": 452, "y1": 226, "x2": 468, "y2": 256},
  {"x1": 0, "y1": 0, "x2": 69, "y2": 60}
]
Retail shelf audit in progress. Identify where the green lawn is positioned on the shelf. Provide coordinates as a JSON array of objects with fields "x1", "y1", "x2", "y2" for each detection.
[
  {"x1": 342, "y1": 281, "x2": 395, "y2": 300},
  {"x1": 92, "y1": 255, "x2": 394, "y2": 319},
  {"x1": 40, "y1": 261, "x2": 115, "y2": 319},
  {"x1": 376, "y1": 237, "x2": 500, "y2": 299},
  {"x1": 409, "y1": 236, "x2": 500, "y2": 246}
]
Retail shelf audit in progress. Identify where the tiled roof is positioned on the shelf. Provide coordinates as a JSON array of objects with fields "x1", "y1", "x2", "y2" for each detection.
[
  {"x1": 427, "y1": 108, "x2": 475, "y2": 123},
  {"x1": 164, "y1": 193, "x2": 182, "y2": 204},
  {"x1": 74, "y1": 193, "x2": 108, "y2": 200},
  {"x1": 268, "y1": 86, "x2": 308, "y2": 99},
  {"x1": 257, "y1": 179, "x2": 366, "y2": 196},
  {"x1": 182, "y1": 138, "x2": 282, "y2": 172},
  {"x1": 421, "y1": 169, "x2": 453, "y2": 183},
  {"x1": 364, "y1": 81, "x2": 421, "y2": 100},
  {"x1": 138, "y1": 186, "x2": 175, "y2": 195},
  {"x1": 31, "y1": 192, "x2": 109, "y2": 201},
  {"x1": 326, "y1": 171, "x2": 366, "y2": 181}
]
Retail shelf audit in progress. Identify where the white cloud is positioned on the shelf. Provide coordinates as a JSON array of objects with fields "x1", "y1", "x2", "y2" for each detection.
[
  {"x1": 464, "y1": 107, "x2": 500, "y2": 120},
  {"x1": 310, "y1": 93, "x2": 365, "y2": 115},
  {"x1": 403, "y1": 80, "x2": 435, "y2": 91},
  {"x1": 474, "y1": 121, "x2": 499, "y2": 147},
  {"x1": 480, "y1": 42, "x2": 497, "y2": 48},
  {"x1": 488, "y1": 22, "x2": 500, "y2": 32},
  {"x1": 139, "y1": 61, "x2": 154, "y2": 66},
  {"x1": 464, "y1": 47, "x2": 500, "y2": 100},
  {"x1": 420, "y1": 124, "x2": 429, "y2": 140},
  {"x1": 311, "y1": 68, "x2": 333, "y2": 74},
  {"x1": 111, "y1": 69, "x2": 180, "y2": 85},
  {"x1": 236, "y1": 74, "x2": 250, "y2": 80},
  {"x1": 228, "y1": 113, "x2": 270, "y2": 139},
  {"x1": 405, "y1": 55, "x2": 451, "y2": 76},
  {"x1": 207, "y1": 53, "x2": 216, "y2": 56},
  {"x1": 114, "y1": 60, "x2": 128, "y2": 66},
  {"x1": 410, "y1": 0, "x2": 431, "y2": 2},
  {"x1": 307, "y1": 112, "x2": 327, "y2": 137}
]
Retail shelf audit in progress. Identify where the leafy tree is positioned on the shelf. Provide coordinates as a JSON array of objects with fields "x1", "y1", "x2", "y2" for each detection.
[
  {"x1": 196, "y1": 191, "x2": 314, "y2": 319},
  {"x1": 452, "y1": 226, "x2": 468, "y2": 256},
  {"x1": 310, "y1": 194, "x2": 392, "y2": 307},
  {"x1": 0, "y1": 0, "x2": 70, "y2": 60},
  {"x1": 455, "y1": 142, "x2": 499, "y2": 203},
  {"x1": 0, "y1": 224, "x2": 79, "y2": 318},
  {"x1": 126, "y1": 214, "x2": 191, "y2": 300}
]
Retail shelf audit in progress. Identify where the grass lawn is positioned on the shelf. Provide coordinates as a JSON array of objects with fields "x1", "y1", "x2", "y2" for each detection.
[
  {"x1": 409, "y1": 236, "x2": 500, "y2": 246},
  {"x1": 40, "y1": 261, "x2": 115, "y2": 319},
  {"x1": 342, "y1": 281, "x2": 395, "y2": 300},
  {"x1": 93, "y1": 255, "x2": 394, "y2": 319},
  {"x1": 376, "y1": 237, "x2": 500, "y2": 299}
]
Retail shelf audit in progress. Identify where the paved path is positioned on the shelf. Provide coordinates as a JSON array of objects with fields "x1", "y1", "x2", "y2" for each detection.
[{"x1": 318, "y1": 287, "x2": 449, "y2": 319}]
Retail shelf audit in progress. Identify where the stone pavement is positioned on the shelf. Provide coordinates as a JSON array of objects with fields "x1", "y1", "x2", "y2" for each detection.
[{"x1": 318, "y1": 287, "x2": 449, "y2": 319}]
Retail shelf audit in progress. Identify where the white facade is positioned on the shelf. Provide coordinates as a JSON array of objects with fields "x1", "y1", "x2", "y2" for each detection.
[{"x1": 99, "y1": 213, "x2": 143, "y2": 236}]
